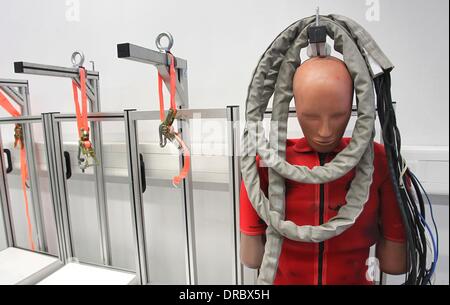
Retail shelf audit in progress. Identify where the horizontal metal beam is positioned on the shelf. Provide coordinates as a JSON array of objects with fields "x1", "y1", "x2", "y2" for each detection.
[
  {"x1": 53, "y1": 112, "x2": 125, "y2": 122},
  {"x1": 117, "y1": 43, "x2": 187, "y2": 69},
  {"x1": 117, "y1": 43, "x2": 189, "y2": 107},
  {"x1": 176, "y1": 108, "x2": 229, "y2": 120},
  {"x1": 0, "y1": 79, "x2": 28, "y2": 87},
  {"x1": 14, "y1": 62, "x2": 99, "y2": 80},
  {"x1": 129, "y1": 108, "x2": 230, "y2": 122},
  {"x1": 0, "y1": 116, "x2": 42, "y2": 125}
]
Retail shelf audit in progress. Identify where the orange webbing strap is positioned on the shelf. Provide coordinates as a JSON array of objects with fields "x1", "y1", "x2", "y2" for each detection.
[
  {"x1": 173, "y1": 133, "x2": 191, "y2": 186},
  {"x1": 157, "y1": 53, "x2": 190, "y2": 186},
  {"x1": 72, "y1": 67, "x2": 92, "y2": 150},
  {"x1": 158, "y1": 53, "x2": 177, "y2": 120},
  {"x1": 0, "y1": 90, "x2": 20, "y2": 117},
  {"x1": 0, "y1": 89, "x2": 36, "y2": 251}
]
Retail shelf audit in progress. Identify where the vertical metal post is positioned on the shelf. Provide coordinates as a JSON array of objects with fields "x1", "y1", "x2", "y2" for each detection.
[
  {"x1": 21, "y1": 86, "x2": 47, "y2": 252},
  {"x1": 227, "y1": 106, "x2": 243, "y2": 285},
  {"x1": 124, "y1": 110, "x2": 148, "y2": 285},
  {"x1": 88, "y1": 76, "x2": 111, "y2": 266},
  {"x1": 0, "y1": 129, "x2": 14, "y2": 247},
  {"x1": 42, "y1": 113, "x2": 68, "y2": 262},
  {"x1": 176, "y1": 63, "x2": 198, "y2": 285}
]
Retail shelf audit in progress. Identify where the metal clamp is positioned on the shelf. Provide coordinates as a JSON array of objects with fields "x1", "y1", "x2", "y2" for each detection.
[
  {"x1": 307, "y1": 7, "x2": 331, "y2": 58},
  {"x1": 77, "y1": 128, "x2": 98, "y2": 172},
  {"x1": 159, "y1": 108, "x2": 179, "y2": 148},
  {"x1": 71, "y1": 51, "x2": 85, "y2": 68},
  {"x1": 14, "y1": 123, "x2": 24, "y2": 150},
  {"x1": 155, "y1": 32, "x2": 174, "y2": 53}
]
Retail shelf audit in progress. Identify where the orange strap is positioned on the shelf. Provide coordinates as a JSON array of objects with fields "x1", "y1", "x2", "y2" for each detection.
[
  {"x1": 0, "y1": 91, "x2": 20, "y2": 117},
  {"x1": 0, "y1": 89, "x2": 36, "y2": 251},
  {"x1": 157, "y1": 53, "x2": 190, "y2": 186},
  {"x1": 72, "y1": 67, "x2": 92, "y2": 149},
  {"x1": 158, "y1": 53, "x2": 177, "y2": 121}
]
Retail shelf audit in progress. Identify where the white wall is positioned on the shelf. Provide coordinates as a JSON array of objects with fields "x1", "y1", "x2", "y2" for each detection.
[
  {"x1": 0, "y1": 0, "x2": 449, "y2": 284},
  {"x1": 0, "y1": 0, "x2": 448, "y2": 146}
]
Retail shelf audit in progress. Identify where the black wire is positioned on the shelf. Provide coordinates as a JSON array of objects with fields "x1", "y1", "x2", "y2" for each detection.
[{"x1": 374, "y1": 71, "x2": 432, "y2": 285}]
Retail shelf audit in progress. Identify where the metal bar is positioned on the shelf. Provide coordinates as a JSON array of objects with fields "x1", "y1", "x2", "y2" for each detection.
[
  {"x1": 117, "y1": 43, "x2": 188, "y2": 106},
  {"x1": 129, "y1": 108, "x2": 229, "y2": 122},
  {"x1": 118, "y1": 41, "x2": 197, "y2": 284},
  {"x1": 54, "y1": 112, "x2": 125, "y2": 122},
  {"x1": 42, "y1": 113, "x2": 68, "y2": 263},
  {"x1": 88, "y1": 77, "x2": 111, "y2": 266},
  {"x1": 0, "y1": 86, "x2": 25, "y2": 108},
  {"x1": 21, "y1": 86, "x2": 47, "y2": 251},
  {"x1": 124, "y1": 109, "x2": 148, "y2": 285},
  {"x1": 14, "y1": 61, "x2": 111, "y2": 262},
  {"x1": 14, "y1": 62, "x2": 99, "y2": 80},
  {"x1": 0, "y1": 78, "x2": 28, "y2": 87},
  {"x1": 117, "y1": 43, "x2": 187, "y2": 69},
  {"x1": 129, "y1": 111, "x2": 163, "y2": 122},
  {"x1": 0, "y1": 129, "x2": 15, "y2": 247},
  {"x1": 0, "y1": 80, "x2": 47, "y2": 253},
  {"x1": 176, "y1": 108, "x2": 228, "y2": 120},
  {"x1": 0, "y1": 116, "x2": 42, "y2": 125},
  {"x1": 176, "y1": 62, "x2": 198, "y2": 285},
  {"x1": 226, "y1": 105, "x2": 244, "y2": 285}
]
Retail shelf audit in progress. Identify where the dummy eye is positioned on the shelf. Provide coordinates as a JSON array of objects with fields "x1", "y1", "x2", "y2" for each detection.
[
  {"x1": 301, "y1": 113, "x2": 320, "y2": 119},
  {"x1": 332, "y1": 112, "x2": 348, "y2": 118}
]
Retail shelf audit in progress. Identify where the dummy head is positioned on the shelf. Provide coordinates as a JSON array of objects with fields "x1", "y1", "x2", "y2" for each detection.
[{"x1": 293, "y1": 56, "x2": 354, "y2": 153}]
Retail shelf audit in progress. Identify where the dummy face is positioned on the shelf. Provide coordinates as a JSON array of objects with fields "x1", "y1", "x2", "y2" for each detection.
[{"x1": 293, "y1": 56, "x2": 353, "y2": 153}]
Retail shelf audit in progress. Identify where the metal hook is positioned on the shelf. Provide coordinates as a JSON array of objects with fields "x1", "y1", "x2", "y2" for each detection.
[
  {"x1": 315, "y1": 6, "x2": 320, "y2": 26},
  {"x1": 155, "y1": 32, "x2": 174, "y2": 53},
  {"x1": 71, "y1": 51, "x2": 85, "y2": 68}
]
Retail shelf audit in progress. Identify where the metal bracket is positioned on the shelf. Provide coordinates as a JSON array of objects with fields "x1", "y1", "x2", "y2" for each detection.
[{"x1": 117, "y1": 42, "x2": 188, "y2": 108}]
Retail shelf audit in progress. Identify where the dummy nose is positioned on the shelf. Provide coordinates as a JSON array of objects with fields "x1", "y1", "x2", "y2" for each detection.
[{"x1": 318, "y1": 120, "x2": 333, "y2": 139}]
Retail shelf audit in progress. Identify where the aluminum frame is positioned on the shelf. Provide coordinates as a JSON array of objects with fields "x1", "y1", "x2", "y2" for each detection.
[
  {"x1": 41, "y1": 111, "x2": 141, "y2": 281},
  {"x1": 14, "y1": 63, "x2": 111, "y2": 266},
  {"x1": 118, "y1": 43, "x2": 197, "y2": 285},
  {"x1": 0, "y1": 115, "x2": 65, "y2": 264},
  {"x1": 0, "y1": 79, "x2": 46, "y2": 252},
  {"x1": 124, "y1": 107, "x2": 242, "y2": 285}
]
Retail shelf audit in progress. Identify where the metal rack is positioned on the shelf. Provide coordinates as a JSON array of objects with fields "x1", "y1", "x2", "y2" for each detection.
[
  {"x1": 0, "y1": 78, "x2": 46, "y2": 252},
  {"x1": 1, "y1": 38, "x2": 244, "y2": 285},
  {"x1": 0, "y1": 113, "x2": 63, "y2": 284},
  {"x1": 123, "y1": 106, "x2": 241, "y2": 285},
  {"x1": 14, "y1": 61, "x2": 111, "y2": 266},
  {"x1": 117, "y1": 39, "x2": 243, "y2": 285}
]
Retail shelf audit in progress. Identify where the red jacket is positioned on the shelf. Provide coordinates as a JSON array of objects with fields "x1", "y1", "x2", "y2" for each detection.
[{"x1": 240, "y1": 137, "x2": 406, "y2": 285}]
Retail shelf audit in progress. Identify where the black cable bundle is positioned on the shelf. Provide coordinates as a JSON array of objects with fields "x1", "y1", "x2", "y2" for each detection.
[{"x1": 374, "y1": 71, "x2": 437, "y2": 285}]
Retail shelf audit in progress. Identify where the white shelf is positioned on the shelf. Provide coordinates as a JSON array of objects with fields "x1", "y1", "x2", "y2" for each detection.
[
  {"x1": 37, "y1": 262, "x2": 137, "y2": 285},
  {"x1": 0, "y1": 247, "x2": 62, "y2": 285}
]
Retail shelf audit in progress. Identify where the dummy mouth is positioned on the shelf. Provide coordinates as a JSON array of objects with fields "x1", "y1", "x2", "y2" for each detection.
[{"x1": 315, "y1": 139, "x2": 335, "y2": 145}]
